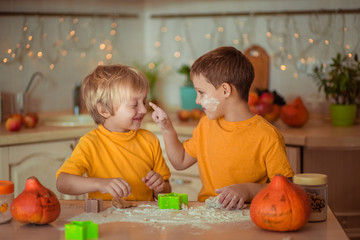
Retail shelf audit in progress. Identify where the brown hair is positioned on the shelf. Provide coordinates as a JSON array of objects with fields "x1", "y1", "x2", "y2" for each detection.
[
  {"x1": 82, "y1": 64, "x2": 149, "y2": 124},
  {"x1": 190, "y1": 46, "x2": 254, "y2": 101}
]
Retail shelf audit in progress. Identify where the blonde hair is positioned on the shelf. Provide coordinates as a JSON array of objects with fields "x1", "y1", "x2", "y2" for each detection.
[{"x1": 82, "y1": 64, "x2": 149, "y2": 124}]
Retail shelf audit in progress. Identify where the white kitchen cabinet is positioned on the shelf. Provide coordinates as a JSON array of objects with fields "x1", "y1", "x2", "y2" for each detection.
[
  {"x1": 0, "y1": 139, "x2": 78, "y2": 199},
  {"x1": 170, "y1": 175, "x2": 202, "y2": 201},
  {"x1": 155, "y1": 134, "x2": 202, "y2": 201},
  {"x1": 286, "y1": 146, "x2": 301, "y2": 174},
  {"x1": 303, "y1": 148, "x2": 360, "y2": 214},
  {"x1": 166, "y1": 159, "x2": 202, "y2": 201}
]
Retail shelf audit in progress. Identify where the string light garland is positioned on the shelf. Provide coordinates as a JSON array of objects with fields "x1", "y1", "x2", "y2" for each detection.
[
  {"x1": 70, "y1": 17, "x2": 96, "y2": 54},
  {"x1": 39, "y1": 17, "x2": 63, "y2": 69},
  {"x1": 0, "y1": 11, "x2": 138, "y2": 70},
  {"x1": 0, "y1": 9, "x2": 358, "y2": 78},
  {"x1": 151, "y1": 9, "x2": 359, "y2": 78}
]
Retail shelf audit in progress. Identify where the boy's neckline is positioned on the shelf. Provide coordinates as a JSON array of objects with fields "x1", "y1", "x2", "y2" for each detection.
[
  {"x1": 217, "y1": 115, "x2": 259, "y2": 130},
  {"x1": 99, "y1": 124, "x2": 138, "y2": 141},
  {"x1": 102, "y1": 124, "x2": 131, "y2": 133}
]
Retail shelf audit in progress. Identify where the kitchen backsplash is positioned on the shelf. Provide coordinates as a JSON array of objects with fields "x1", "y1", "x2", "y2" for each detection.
[{"x1": 0, "y1": 0, "x2": 358, "y2": 114}]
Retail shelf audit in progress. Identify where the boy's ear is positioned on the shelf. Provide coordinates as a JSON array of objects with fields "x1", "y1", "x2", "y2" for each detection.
[
  {"x1": 221, "y1": 83, "x2": 232, "y2": 97},
  {"x1": 96, "y1": 103, "x2": 111, "y2": 118}
]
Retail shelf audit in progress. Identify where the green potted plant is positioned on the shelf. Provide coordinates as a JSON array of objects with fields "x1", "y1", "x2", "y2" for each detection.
[
  {"x1": 313, "y1": 53, "x2": 360, "y2": 126},
  {"x1": 178, "y1": 64, "x2": 202, "y2": 110},
  {"x1": 134, "y1": 60, "x2": 162, "y2": 106}
]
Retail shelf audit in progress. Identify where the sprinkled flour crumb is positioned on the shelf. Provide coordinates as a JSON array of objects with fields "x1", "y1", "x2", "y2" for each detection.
[
  {"x1": 66, "y1": 204, "x2": 253, "y2": 230},
  {"x1": 205, "y1": 195, "x2": 222, "y2": 209}
]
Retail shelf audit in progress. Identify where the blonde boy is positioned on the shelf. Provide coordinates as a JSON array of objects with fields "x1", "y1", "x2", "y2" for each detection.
[
  {"x1": 150, "y1": 46, "x2": 293, "y2": 210},
  {"x1": 56, "y1": 65, "x2": 171, "y2": 200}
]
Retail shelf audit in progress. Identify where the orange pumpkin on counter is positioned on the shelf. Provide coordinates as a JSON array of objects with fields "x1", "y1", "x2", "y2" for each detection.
[
  {"x1": 250, "y1": 175, "x2": 311, "y2": 232},
  {"x1": 10, "y1": 176, "x2": 60, "y2": 225},
  {"x1": 280, "y1": 97, "x2": 309, "y2": 127}
]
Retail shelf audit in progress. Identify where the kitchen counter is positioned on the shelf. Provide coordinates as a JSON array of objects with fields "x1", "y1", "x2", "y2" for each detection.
[
  {"x1": 0, "y1": 200, "x2": 349, "y2": 240},
  {"x1": 1, "y1": 112, "x2": 360, "y2": 148},
  {"x1": 0, "y1": 124, "x2": 92, "y2": 146}
]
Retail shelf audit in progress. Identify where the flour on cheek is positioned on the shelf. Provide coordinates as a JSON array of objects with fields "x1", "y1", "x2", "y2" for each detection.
[{"x1": 201, "y1": 95, "x2": 220, "y2": 112}]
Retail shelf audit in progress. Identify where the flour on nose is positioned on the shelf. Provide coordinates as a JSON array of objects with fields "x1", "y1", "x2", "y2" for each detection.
[{"x1": 201, "y1": 95, "x2": 219, "y2": 112}]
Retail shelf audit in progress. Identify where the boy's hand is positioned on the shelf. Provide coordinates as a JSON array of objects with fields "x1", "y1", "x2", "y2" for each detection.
[
  {"x1": 215, "y1": 184, "x2": 249, "y2": 210},
  {"x1": 149, "y1": 102, "x2": 172, "y2": 132},
  {"x1": 142, "y1": 170, "x2": 165, "y2": 192},
  {"x1": 98, "y1": 178, "x2": 131, "y2": 198}
]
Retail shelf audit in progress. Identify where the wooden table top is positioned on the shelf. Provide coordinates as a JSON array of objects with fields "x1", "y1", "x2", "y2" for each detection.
[{"x1": 0, "y1": 200, "x2": 349, "y2": 240}]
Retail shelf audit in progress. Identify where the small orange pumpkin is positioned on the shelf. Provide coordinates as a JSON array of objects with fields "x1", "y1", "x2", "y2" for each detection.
[
  {"x1": 280, "y1": 97, "x2": 309, "y2": 127},
  {"x1": 250, "y1": 175, "x2": 311, "y2": 232},
  {"x1": 10, "y1": 176, "x2": 61, "y2": 225}
]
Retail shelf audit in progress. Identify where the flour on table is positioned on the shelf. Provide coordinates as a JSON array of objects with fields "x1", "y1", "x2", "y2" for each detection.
[
  {"x1": 205, "y1": 195, "x2": 222, "y2": 209},
  {"x1": 205, "y1": 195, "x2": 249, "y2": 210},
  {"x1": 65, "y1": 203, "x2": 253, "y2": 230}
]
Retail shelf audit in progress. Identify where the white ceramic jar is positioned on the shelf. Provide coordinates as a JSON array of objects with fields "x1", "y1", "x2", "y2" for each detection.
[
  {"x1": 0, "y1": 180, "x2": 14, "y2": 224},
  {"x1": 293, "y1": 173, "x2": 328, "y2": 222}
]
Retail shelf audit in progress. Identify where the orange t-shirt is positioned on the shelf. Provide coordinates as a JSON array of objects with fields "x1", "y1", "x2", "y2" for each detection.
[
  {"x1": 56, "y1": 125, "x2": 171, "y2": 201},
  {"x1": 183, "y1": 115, "x2": 294, "y2": 201}
]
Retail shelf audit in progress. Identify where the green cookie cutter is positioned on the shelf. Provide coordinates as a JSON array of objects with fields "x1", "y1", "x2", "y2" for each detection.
[
  {"x1": 65, "y1": 221, "x2": 98, "y2": 240},
  {"x1": 158, "y1": 192, "x2": 188, "y2": 210}
]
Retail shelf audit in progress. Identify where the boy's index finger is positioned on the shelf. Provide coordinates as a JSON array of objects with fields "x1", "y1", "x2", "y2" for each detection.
[
  {"x1": 149, "y1": 102, "x2": 160, "y2": 111},
  {"x1": 149, "y1": 102, "x2": 165, "y2": 114}
]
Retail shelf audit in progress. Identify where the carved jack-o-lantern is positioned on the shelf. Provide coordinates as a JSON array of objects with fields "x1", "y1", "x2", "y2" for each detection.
[
  {"x1": 250, "y1": 175, "x2": 311, "y2": 232},
  {"x1": 10, "y1": 176, "x2": 61, "y2": 225}
]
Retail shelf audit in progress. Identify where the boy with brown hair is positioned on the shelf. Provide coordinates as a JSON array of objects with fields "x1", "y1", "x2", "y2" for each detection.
[
  {"x1": 56, "y1": 64, "x2": 171, "y2": 201},
  {"x1": 150, "y1": 46, "x2": 293, "y2": 210}
]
